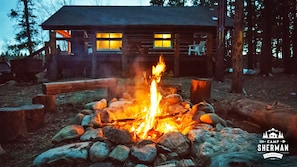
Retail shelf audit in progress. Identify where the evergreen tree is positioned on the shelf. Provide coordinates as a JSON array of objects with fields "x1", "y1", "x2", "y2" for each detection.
[
  {"x1": 9, "y1": 0, "x2": 39, "y2": 55},
  {"x1": 150, "y1": 0, "x2": 165, "y2": 6}
]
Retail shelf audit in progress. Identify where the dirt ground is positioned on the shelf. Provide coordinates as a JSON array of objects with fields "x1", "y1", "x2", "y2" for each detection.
[{"x1": 0, "y1": 70, "x2": 296, "y2": 167}]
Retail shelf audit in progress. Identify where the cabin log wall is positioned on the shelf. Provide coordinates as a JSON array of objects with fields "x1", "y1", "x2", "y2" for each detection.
[{"x1": 47, "y1": 27, "x2": 216, "y2": 79}]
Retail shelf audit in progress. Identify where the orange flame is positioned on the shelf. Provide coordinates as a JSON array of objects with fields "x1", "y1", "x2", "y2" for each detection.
[{"x1": 135, "y1": 56, "x2": 166, "y2": 139}]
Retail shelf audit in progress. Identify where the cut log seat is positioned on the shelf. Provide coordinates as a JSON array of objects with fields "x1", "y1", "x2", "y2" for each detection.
[
  {"x1": 32, "y1": 94, "x2": 56, "y2": 113},
  {"x1": 0, "y1": 104, "x2": 45, "y2": 142},
  {"x1": 0, "y1": 107, "x2": 28, "y2": 142},
  {"x1": 22, "y1": 104, "x2": 45, "y2": 132}
]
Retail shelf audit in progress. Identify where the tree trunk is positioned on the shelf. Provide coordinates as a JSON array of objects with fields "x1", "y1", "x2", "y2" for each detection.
[
  {"x1": 23, "y1": 0, "x2": 33, "y2": 55},
  {"x1": 230, "y1": 0, "x2": 244, "y2": 93},
  {"x1": 292, "y1": 0, "x2": 297, "y2": 74},
  {"x1": 260, "y1": 0, "x2": 273, "y2": 75},
  {"x1": 246, "y1": 0, "x2": 255, "y2": 69},
  {"x1": 282, "y1": 1, "x2": 291, "y2": 74},
  {"x1": 214, "y1": 0, "x2": 226, "y2": 82}
]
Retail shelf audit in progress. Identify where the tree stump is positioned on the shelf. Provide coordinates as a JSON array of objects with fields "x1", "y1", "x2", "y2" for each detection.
[
  {"x1": 0, "y1": 107, "x2": 28, "y2": 143},
  {"x1": 22, "y1": 104, "x2": 45, "y2": 132},
  {"x1": 32, "y1": 94, "x2": 56, "y2": 113},
  {"x1": 190, "y1": 78, "x2": 211, "y2": 104}
]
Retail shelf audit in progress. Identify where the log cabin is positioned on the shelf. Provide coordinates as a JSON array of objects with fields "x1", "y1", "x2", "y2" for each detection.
[{"x1": 41, "y1": 5, "x2": 233, "y2": 80}]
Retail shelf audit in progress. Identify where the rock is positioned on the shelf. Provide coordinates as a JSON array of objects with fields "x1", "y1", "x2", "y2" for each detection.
[
  {"x1": 99, "y1": 108, "x2": 114, "y2": 123},
  {"x1": 0, "y1": 144, "x2": 5, "y2": 155},
  {"x1": 107, "y1": 100, "x2": 139, "y2": 120},
  {"x1": 85, "y1": 102, "x2": 97, "y2": 110},
  {"x1": 215, "y1": 123, "x2": 224, "y2": 131},
  {"x1": 166, "y1": 103, "x2": 188, "y2": 115},
  {"x1": 89, "y1": 141, "x2": 110, "y2": 162},
  {"x1": 102, "y1": 126, "x2": 132, "y2": 144},
  {"x1": 135, "y1": 164, "x2": 149, "y2": 167},
  {"x1": 130, "y1": 144, "x2": 157, "y2": 164},
  {"x1": 80, "y1": 128, "x2": 103, "y2": 141},
  {"x1": 121, "y1": 92, "x2": 133, "y2": 100},
  {"x1": 89, "y1": 162, "x2": 114, "y2": 167},
  {"x1": 199, "y1": 113, "x2": 226, "y2": 126},
  {"x1": 93, "y1": 99, "x2": 107, "y2": 110},
  {"x1": 51, "y1": 125, "x2": 85, "y2": 144},
  {"x1": 80, "y1": 109, "x2": 93, "y2": 115},
  {"x1": 192, "y1": 101, "x2": 215, "y2": 113},
  {"x1": 33, "y1": 142, "x2": 90, "y2": 167},
  {"x1": 192, "y1": 110, "x2": 205, "y2": 123},
  {"x1": 157, "y1": 132, "x2": 190, "y2": 157},
  {"x1": 162, "y1": 94, "x2": 183, "y2": 105},
  {"x1": 69, "y1": 112, "x2": 85, "y2": 125},
  {"x1": 188, "y1": 127, "x2": 260, "y2": 157},
  {"x1": 81, "y1": 114, "x2": 93, "y2": 127},
  {"x1": 177, "y1": 159, "x2": 196, "y2": 167},
  {"x1": 108, "y1": 145, "x2": 130, "y2": 162},
  {"x1": 81, "y1": 113, "x2": 102, "y2": 128}
]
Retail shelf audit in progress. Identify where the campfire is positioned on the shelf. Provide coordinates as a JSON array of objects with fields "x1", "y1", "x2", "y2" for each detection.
[
  {"x1": 111, "y1": 56, "x2": 195, "y2": 141},
  {"x1": 32, "y1": 56, "x2": 263, "y2": 167}
]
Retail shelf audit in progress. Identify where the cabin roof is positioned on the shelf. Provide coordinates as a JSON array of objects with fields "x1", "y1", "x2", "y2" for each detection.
[{"x1": 41, "y1": 5, "x2": 233, "y2": 30}]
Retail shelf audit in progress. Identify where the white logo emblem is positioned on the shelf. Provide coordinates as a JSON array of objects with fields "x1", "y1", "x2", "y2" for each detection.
[{"x1": 257, "y1": 128, "x2": 289, "y2": 160}]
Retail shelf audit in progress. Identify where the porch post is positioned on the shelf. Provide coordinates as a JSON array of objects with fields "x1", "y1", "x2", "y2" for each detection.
[
  {"x1": 174, "y1": 33, "x2": 180, "y2": 77},
  {"x1": 122, "y1": 36, "x2": 128, "y2": 77},
  {"x1": 206, "y1": 33, "x2": 213, "y2": 77},
  {"x1": 48, "y1": 30, "x2": 58, "y2": 81},
  {"x1": 90, "y1": 32, "x2": 97, "y2": 78}
]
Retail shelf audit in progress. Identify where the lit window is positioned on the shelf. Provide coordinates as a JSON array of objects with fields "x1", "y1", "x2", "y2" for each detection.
[
  {"x1": 96, "y1": 33, "x2": 122, "y2": 50},
  {"x1": 154, "y1": 33, "x2": 172, "y2": 48}
]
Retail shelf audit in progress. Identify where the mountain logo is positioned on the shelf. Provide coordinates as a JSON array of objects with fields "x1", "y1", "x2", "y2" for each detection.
[{"x1": 257, "y1": 128, "x2": 289, "y2": 160}]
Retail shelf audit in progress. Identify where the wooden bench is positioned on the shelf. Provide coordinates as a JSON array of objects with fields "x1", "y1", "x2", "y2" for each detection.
[{"x1": 33, "y1": 78, "x2": 117, "y2": 112}]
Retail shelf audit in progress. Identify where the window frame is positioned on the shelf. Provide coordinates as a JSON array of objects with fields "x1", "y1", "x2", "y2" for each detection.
[
  {"x1": 96, "y1": 32, "x2": 123, "y2": 51},
  {"x1": 153, "y1": 33, "x2": 172, "y2": 49}
]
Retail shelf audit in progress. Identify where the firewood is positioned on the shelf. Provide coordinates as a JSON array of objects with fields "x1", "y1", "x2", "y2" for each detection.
[{"x1": 0, "y1": 107, "x2": 28, "y2": 142}]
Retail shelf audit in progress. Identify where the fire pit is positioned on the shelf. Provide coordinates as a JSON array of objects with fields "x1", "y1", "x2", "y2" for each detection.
[{"x1": 33, "y1": 57, "x2": 262, "y2": 167}]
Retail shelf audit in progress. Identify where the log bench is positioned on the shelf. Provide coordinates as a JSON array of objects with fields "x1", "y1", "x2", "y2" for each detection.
[{"x1": 33, "y1": 78, "x2": 118, "y2": 112}]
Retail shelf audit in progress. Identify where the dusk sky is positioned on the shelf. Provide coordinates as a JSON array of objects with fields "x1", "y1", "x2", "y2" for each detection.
[{"x1": 0, "y1": 0, "x2": 150, "y2": 53}]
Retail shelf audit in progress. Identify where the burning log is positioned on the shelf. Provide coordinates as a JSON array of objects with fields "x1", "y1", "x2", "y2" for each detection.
[
  {"x1": 42, "y1": 78, "x2": 117, "y2": 101},
  {"x1": 190, "y1": 78, "x2": 211, "y2": 104}
]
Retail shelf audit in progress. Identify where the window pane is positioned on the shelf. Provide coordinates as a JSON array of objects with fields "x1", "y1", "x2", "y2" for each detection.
[
  {"x1": 110, "y1": 33, "x2": 122, "y2": 38},
  {"x1": 162, "y1": 34, "x2": 171, "y2": 39},
  {"x1": 154, "y1": 34, "x2": 163, "y2": 38},
  {"x1": 110, "y1": 40, "x2": 122, "y2": 49},
  {"x1": 154, "y1": 40, "x2": 163, "y2": 48},
  {"x1": 162, "y1": 40, "x2": 171, "y2": 47},
  {"x1": 96, "y1": 33, "x2": 110, "y2": 38},
  {"x1": 96, "y1": 40, "x2": 109, "y2": 49}
]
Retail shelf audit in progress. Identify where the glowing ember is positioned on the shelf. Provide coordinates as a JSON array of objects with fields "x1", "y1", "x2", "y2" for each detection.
[{"x1": 135, "y1": 56, "x2": 166, "y2": 139}]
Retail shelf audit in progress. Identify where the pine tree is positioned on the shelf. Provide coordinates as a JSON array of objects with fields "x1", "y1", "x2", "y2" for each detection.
[{"x1": 9, "y1": 0, "x2": 39, "y2": 55}]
